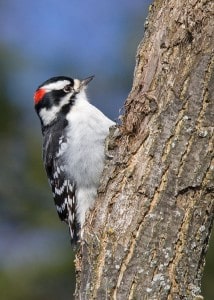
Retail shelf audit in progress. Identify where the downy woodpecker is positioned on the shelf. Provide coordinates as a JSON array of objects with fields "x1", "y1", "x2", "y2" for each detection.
[{"x1": 34, "y1": 76, "x2": 114, "y2": 242}]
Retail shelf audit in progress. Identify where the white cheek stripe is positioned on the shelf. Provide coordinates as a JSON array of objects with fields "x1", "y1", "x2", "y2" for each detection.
[
  {"x1": 40, "y1": 106, "x2": 60, "y2": 126},
  {"x1": 39, "y1": 94, "x2": 71, "y2": 126}
]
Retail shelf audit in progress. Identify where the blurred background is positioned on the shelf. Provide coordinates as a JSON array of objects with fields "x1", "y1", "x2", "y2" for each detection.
[{"x1": 0, "y1": 1, "x2": 213, "y2": 299}]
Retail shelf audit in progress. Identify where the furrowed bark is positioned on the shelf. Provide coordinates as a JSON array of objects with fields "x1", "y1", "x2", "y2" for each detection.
[{"x1": 75, "y1": 0, "x2": 214, "y2": 299}]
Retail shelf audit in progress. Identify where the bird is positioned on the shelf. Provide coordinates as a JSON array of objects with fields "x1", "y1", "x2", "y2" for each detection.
[{"x1": 34, "y1": 75, "x2": 115, "y2": 243}]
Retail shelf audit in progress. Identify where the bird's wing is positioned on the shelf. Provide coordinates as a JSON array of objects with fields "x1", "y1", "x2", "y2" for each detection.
[{"x1": 43, "y1": 132, "x2": 79, "y2": 242}]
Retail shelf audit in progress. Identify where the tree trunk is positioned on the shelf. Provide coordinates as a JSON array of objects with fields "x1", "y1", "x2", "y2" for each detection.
[{"x1": 75, "y1": 0, "x2": 214, "y2": 299}]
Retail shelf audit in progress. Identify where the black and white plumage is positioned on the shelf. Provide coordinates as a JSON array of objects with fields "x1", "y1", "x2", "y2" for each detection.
[{"x1": 34, "y1": 76, "x2": 114, "y2": 243}]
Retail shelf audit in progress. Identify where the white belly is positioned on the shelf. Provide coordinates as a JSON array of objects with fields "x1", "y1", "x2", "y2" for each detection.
[{"x1": 65, "y1": 97, "x2": 114, "y2": 226}]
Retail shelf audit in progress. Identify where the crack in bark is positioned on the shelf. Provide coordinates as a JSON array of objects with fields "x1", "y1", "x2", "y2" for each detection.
[
  {"x1": 196, "y1": 55, "x2": 214, "y2": 130},
  {"x1": 111, "y1": 224, "x2": 141, "y2": 299},
  {"x1": 167, "y1": 190, "x2": 201, "y2": 299},
  {"x1": 161, "y1": 81, "x2": 190, "y2": 164},
  {"x1": 176, "y1": 131, "x2": 196, "y2": 180},
  {"x1": 92, "y1": 234, "x2": 108, "y2": 299},
  {"x1": 201, "y1": 155, "x2": 214, "y2": 190},
  {"x1": 111, "y1": 166, "x2": 170, "y2": 299},
  {"x1": 127, "y1": 276, "x2": 137, "y2": 300}
]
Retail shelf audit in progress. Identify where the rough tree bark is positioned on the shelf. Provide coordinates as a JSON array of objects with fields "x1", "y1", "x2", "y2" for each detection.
[{"x1": 75, "y1": 0, "x2": 214, "y2": 299}]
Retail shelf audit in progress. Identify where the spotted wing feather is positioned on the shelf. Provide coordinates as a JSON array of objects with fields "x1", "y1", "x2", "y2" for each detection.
[{"x1": 43, "y1": 131, "x2": 79, "y2": 242}]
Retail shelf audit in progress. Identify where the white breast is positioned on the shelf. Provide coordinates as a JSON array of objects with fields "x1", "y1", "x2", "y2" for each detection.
[{"x1": 65, "y1": 91, "x2": 115, "y2": 226}]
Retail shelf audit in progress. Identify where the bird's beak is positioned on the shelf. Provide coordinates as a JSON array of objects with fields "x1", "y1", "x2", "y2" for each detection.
[{"x1": 80, "y1": 75, "x2": 94, "y2": 88}]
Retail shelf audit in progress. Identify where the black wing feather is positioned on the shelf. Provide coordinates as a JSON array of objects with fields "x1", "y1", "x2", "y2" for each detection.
[{"x1": 42, "y1": 128, "x2": 79, "y2": 242}]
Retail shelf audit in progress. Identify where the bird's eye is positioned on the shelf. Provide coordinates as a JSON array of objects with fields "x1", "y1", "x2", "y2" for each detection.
[{"x1": 63, "y1": 85, "x2": 73, "y2": 93}]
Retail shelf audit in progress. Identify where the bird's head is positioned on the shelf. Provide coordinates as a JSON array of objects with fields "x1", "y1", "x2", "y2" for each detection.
[{"x1": 34, "y1": 75, "x2": 94, "y2": 127}]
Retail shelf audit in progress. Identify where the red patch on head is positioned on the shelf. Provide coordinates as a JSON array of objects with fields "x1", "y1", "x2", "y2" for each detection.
[{"x1": 34, "y1": 88, "x2": 46, "y2": 105}]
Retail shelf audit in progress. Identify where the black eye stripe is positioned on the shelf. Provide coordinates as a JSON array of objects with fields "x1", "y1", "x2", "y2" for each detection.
[{"x1": 63, "y1": 85, "x2": 73, "y2": 93}]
